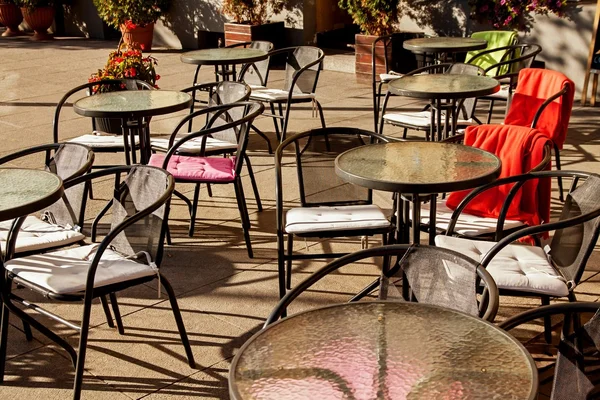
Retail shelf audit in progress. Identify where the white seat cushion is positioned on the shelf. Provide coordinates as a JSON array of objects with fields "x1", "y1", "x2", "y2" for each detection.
[
  {"x1": 250, "y1": 88, "x2": 315, "y2": 101},
  {"x1": 435, "y1": 235, "x2": 569, "y2": 297},
  {"x1": 68, "y1": 132, "x2": 140, "y2": 148},
  {"x1": 0, "y1": 216, "x2": 85, "y2": 254},
  {"x1": 419, "y1": 200, "x2": 524, "y2": 236},
  {"x1": 249, "y1": 84, "x2": 267, "y2": 90},
  {"x1": 285, "y1": 204, "x2": 390, "y2": 235},
  {"x1": 5, "y1": 244, "x2": 156, "y2": 295},
  {"x1": 485, "y1": 85, "x2": 509, "y2": 100},
  {"x1": 380, "y1": 72, "x2": 403, "y2": 82},
  {"x1": 151, "y1": 137, "x2": 237, "y2": 154},
  {"x1": 383, "y1": 111, "x2": 475, "y2": 128}
]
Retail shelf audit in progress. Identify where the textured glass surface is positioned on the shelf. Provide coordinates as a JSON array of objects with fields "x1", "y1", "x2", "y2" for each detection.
[
  {"x1": 232, "y1": 302, "x2": 535, "y2": 400},
  {"x1": 74, "y1": 91, "x2": 191, "y2": 115},
  {"x1": 404, "y1": 38, "x2": 487, "y2": 52},
  {"x1": 181, "y1": 48, "x2": 268, "y2": 64},
  {"x1": 389, "y1": 74, "x2": 499, "y2": 98},
  {"x1": 0, "y1": 169, "x2": 62, "y2": 219},
  {"x1": 336, "y1": 142, "x2": 500, "y2": 189}
]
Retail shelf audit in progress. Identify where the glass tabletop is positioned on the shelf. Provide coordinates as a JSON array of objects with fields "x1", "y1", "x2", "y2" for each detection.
[
  {"x1": 335, "y1": 142, "x2": 501, "y2": 194},
  {"x1": 404, "y1": 37, "x2": 488, "y2": 53},
  {"x1": 180, "y1": 48, "x2": 269, "y2": 66},
  {"x1": 230, "y1": 302, "x2": 537, "y2": 400},
  {"x1": 388, "y1": 74, "x2": 500, "y2": 99},
  {"x1": 73, "y1": 90, "x2": 192, "y2": 118},
  {"x1": 0, "y1": 168, "x2": 63, "y2": 222}
]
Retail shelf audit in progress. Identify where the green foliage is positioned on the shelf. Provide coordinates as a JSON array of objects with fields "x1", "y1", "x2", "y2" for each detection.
[
  {"x1": 338, "y1": 0, "x2": 399, "y2": 36},
  {"x1": 221, "y1": 0, "x2": 285, "y2": 25},
  {"x1": 14, "y1": 0, "x2": 54, "y2": 10},
  {"x1": 92, "y1": 0, "x2": 170, "y2": 28},
  {"x1": 0, "y1": 0, "x2": 18, "y2": 5}
]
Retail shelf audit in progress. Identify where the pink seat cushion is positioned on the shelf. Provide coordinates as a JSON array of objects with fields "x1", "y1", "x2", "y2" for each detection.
[{"x1": 149, "y1": 154, "x2": 236, "y2": 182}]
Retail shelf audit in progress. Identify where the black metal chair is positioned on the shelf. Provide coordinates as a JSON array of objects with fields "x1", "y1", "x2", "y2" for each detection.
[
  {"x1": 467, "y1": 43, "x2": 542, "y2": 123},
  {"x1": 53, "y1": 79, "x2": 154, "y2": 167},
  {"x1": 235, "y1": 40, "x2": 274, "y2": 88},
  {"x1": 149, "y1": 102, "x2": 264, "y2": 257},
  {"x1": 378, "y1": 63, "x2": 484, "y2": 141},
  {"x1": 0, "y1": 165, "x2": 195, "y2": 400},
  {"x1": 436, "y1": 171, "x2": 600, "y2": 341},
  {"x1": 0, "y1": 143, "x2": 94, "y2": 258},
  {"x1": 265, "y1": 244, "x2": 499, "y2": 326},
  {"x1": 500, "y1": 302, "x2": 600, "y2": 400},
  {"x1": 249, "y1": 46, "x2": 326, "y2": 145},
  {"x1": 275, "y1": 127, "x2": 395, "y2": 299}
]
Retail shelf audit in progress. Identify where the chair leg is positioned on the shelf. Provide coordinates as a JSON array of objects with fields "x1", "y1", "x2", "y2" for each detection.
[
  {"x1": 206, "y1": 184, "x2": 213, "y2": 198},
  {"x1": 277, "y1": 233, "x2": 287, "y2": 300},
  {"x1": 234, "y1": 179, "x2": 253, "y2": 258},
  {"x1": 161, "y1": 274, "x2": 196, "y2": 368},
  {"x1": 541, "y1": 295, "x2": 552, "y2": 344},
  {"x1": 281, "y1": 103, "x2": 293, "y2": 143},
  {"x1": 0, "y1": 303, "x2": 9, "y2": 383},
  {"x1": 72, "y1": 296, "x2": 94, "y2": 400},
  {"x1": 315, "y1": 100, "x2": 326, "y2": 129},
  {"x1": 402, "y1": 128, "x2": 408, "y2": 139},
  {"x1": 91, "y1": 199, "x2": 114, "y2": 243},
  {"x1": 487, "y1": 99, "x2": 495, "y2": 124},
  {"x1": 286, "y1": 234, "x2": 294, "y2": 290},
  {"x1": 250, "y1": 124, "x2": 273, "y2": 154},
  {"x1": 165, "y1": 224, "x2": 172, "y2": 245},
  {"x1": 188, "y1": 184, "x2": 201, "y2": 237},
  {"x1": 100, "y1": 295, "x2": 114, "y2": 328},
  {"x1": 554, "y1": 143, "x2": 564, "y2": 202},
  {"x1": 109, "y1": 293, "x2": 125, "y2": 335},
  {"x1": 269, "y1": 103, "x2": 281, "y2": 142},
  {"x1": 244, "y1": 154, "x2": 262, "y2": 212},
  {"x1": 22, "y1": 320, "x2": 33, "y2": 342}
]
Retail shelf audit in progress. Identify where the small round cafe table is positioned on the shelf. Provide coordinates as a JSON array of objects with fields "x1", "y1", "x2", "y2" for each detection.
[
  {"x1": 180, "y1": 48, "x2": 269, "y2": 85},
  {"x1": 335, "y1": 141, "x2": 501, "y2": 244},
  {"x1": 229, "y1": 302, "x2": 538, "y2": 400},
  {"x1": 388, "y1": 74, "x2": 499, "y2": 141},
  {"x1": 73, "y1": 90, "x2": 192, "y2": 165},
  {"x1": 404, "y1": 37, "x2": 488, "y2": 65}
]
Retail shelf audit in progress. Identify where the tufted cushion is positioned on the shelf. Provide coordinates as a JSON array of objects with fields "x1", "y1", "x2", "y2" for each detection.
[
  {"x1": 435, "y1": 235, "x2": 569, "y2": 296},
  {"x1": 383, "y1": 111, "x2": 475, "y2": 128},
  {"x1": 149, "y1": 154, "x2": 236, "y2": 182},
  {"x1": 68, "y1": 133, "x2": 139, "y2": 148},
  {"x1": 5, "y1": 244, "x2": 156, "y2": 294},
  {"x1": 380, "y1": 72, "x2": 403, "y2": 82},
  {"x1": 419, "y1": 200, "x2": 524, "y2": 236},
  {"x1": 151, "y1": 137, "x2": 237, "y2": 154},
  {"x1": 250, "y1": 88, "x2": 315, "y2": 101},
  {"x1": 0, "y1": 216, "x2": 85, "y2": 254},
  {"x1": 285, "y1": 204, "x2": 390, "y2": 234}
]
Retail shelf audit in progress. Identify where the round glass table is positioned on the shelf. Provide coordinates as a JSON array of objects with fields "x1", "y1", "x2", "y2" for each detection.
[
  {"x1": 180, "y1": 48, "x2": 269, "y2": 85},
  {"x1": 404, "y1": 37, "x2": 487, "y2": 65},
  {"x1": 335, "y1": 141, "x2": 501, "y2": 244},
  {"x1": 230, "y1": 302, "x2": 538, "y2": 400},
  {"x1": 73, "y1": 90, "x2": 192, "y2": 164},
  {"x1": 388, "y1": 74, "x2": 499, "y2": 141}
]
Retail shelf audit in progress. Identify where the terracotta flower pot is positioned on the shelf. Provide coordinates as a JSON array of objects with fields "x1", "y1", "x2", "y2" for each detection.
[
  {"x1": 0, "y1": 3, "x2": 23, "y2": 37},
  {"x1": 120, "y1": 22, "x2": 154, "y2": 51},
  {"x1": 21, "y1": 6, "x2": 54, "y2": 41}
]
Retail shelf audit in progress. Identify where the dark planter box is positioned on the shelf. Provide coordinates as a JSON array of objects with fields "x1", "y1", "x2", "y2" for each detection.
[
  {"x1": 198, "y1": 30, "x2": 225, "y2": 49},
  {"x1": 355, "y1": 32, "x2": 424, "y2": 81}
]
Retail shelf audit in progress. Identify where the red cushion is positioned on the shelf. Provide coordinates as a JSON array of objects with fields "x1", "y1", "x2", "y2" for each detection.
[{"x1": 149, "y1": 154, "x2": 236, "y2": 182}]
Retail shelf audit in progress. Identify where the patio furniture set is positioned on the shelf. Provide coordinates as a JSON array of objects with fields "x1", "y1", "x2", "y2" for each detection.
[{"x1": 0, "y1": 31, "x2": 599, "y2": 400}]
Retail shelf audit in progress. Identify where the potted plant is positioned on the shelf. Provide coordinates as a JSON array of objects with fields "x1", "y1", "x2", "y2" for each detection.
[
  {"x1": 468, "y1": 0, "x2": 568, "y2": 31},
  {"x1": 92, "y1": 0, "x2": 171, "y2": 51},
  {"x1": 89, "y1": 43, "x2": 160, "y2": 132},
  {"x1": 15, "y1": 0, "x2": 54, "y2": 40},
  {"x1": 221, "y1": 0, "x2": 285, "y2": 49},
  {"x1": 0, "y1": 0, "x2": 23, "y2": 37}
]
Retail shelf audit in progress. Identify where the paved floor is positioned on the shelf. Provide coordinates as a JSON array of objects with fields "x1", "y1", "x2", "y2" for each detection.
[{"x1": 0, "y1": 36, "x2": 599, "y2": 399}]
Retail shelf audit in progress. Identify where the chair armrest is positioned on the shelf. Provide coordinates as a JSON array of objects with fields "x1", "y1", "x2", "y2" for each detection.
[
  {"x1": 226, "y1": 41, "x2": 252, "y2": 48},
  {"x1": 499, "y1": 302, "x2": 600, "y2": 330},
  {"x1": 531, "y1": 84, "x2": 571, "y2": 130}
]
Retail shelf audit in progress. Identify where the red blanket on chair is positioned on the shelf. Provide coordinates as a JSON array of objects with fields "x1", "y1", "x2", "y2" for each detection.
[{"x1": 446, "y1": 124, "x2": 552, "y2": 228}]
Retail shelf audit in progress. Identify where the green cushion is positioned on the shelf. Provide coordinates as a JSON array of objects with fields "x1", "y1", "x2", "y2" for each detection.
[{"x1": 467, "y1": 30, "x2": 519, "y2": 76}]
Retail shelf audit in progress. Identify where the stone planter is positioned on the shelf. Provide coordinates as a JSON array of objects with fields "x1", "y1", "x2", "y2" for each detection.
[
  {"x1": 21, "y1": 6, "x2": 54, "y2": 40},
  {"x1": 224, "y1": 21, "x2": 285, "y2": 49},
  {"x1": 0, "y1": 3, "x2": 23, "y2": 37},
  {"x1": 120, "y1": 22, "x2": 154, "y2": 51}
]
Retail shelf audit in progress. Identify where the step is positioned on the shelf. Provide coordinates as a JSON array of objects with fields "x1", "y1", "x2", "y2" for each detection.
[{"x1": 322, "y1": 48, "x2": 355, "y2": 73}]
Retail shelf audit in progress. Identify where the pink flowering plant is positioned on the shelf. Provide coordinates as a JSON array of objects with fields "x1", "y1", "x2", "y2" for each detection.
[
  {"x1": 89, "y1": 43, "x2": 160, "y2": 93},
  {"x1": 468, "y1": 0, "x2": 567, "y2": 29}
]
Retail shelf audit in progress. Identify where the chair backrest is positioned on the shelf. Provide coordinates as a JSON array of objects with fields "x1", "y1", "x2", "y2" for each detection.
[
  {"x1": 447, "y1": 63, "x2": 484, "y2": 120},
  {"x1": 504, "y1": 68, "x2": 575, "y2": 149},
  {"x1": 548, "y1": 174, "x2": 600, "y2": 285},
  {"x1": 264, "y1": 244, "x2": 499, "y2": 326},
  {"x1": 466, "y1": 30, "x2": 519, "y2": 72},
  {"x1": 500, "y1": 302, "x2": 600, "y2": 400},
  {"x1": 283, "y1": 46, "x2": 324, "y2": 94},
  {"x1": 239, "y1": 40, "x2": 274, "y2": 87},
  {"x1": 380, "y1": 245, "x2": 498, "y2": 321},
  {"x1": 163, "y1": 102, "x2": 264, "y2": 176},
  {"x1": 53, "y1": 79, "x2": 154, "y2": 143}
]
